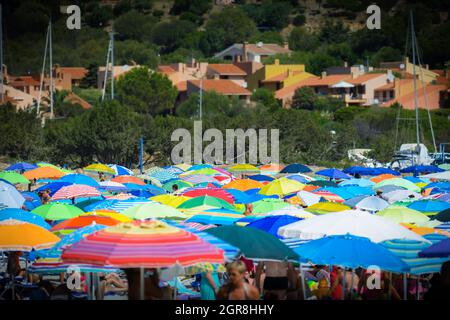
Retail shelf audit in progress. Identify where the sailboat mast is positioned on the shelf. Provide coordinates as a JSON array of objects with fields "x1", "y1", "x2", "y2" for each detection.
[
  {"x1": 0, "y1": 4, "x2": 3, "y2": 103},
  {"x1": 49, "y1": 19, "x2": 54, "y2": 119},
  {"x1": 410, "y1": 11, "x2": 420, "y2": 148},
  {"x1": 110, "y1": 31, "x2": 114, "y2": 100}
]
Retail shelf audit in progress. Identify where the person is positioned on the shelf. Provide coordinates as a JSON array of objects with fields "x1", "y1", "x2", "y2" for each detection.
[
  {"x1": 172, "y1": 184, "x2": 179, "y2": 193},
  {"x1": 311, "y1": 279, "x2": 332, "y2": 300},
  {"x1": 359, "y1": 270, "x2": 401, "y2": 300},
  {"x1": 200, "y1": 271, "x2": 220, "y2": 300},
  {"x1": 244, "y1": 203, "x2": 253, "y2": 216},
  {"x1": 7, "y1": 251, "x2": 26, "y2": 279},
  {"x1": 376, "y1": 189, "x2": 383, "y2": 198},
  {"x1": 217, "y1": 261, "x2": 260, "y2": 300},
  {"x1": 96, "y1": 272, "x2": 128, "y2": 300},
  {"x1": 256, "y1": 260, "x2": 291, "y2": 300},
  {"x1": 330, "y1": 266, "x2": 344, "y2": 300},
  {"x1": 354, "y1": 173, "x2": 361, "y2": 179},
  {"x1": 29, "y1": 280, "x2": 53, "y2": 300},
  {"x1": 286, "y1": 263, "x2": 301, "y2": 300},
  {"x1": 424, "y1": 261, "x2": 450, "y2": 300}
]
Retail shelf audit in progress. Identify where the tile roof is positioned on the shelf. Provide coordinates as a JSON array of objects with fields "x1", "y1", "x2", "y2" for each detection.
[
  {"x1": 157, "y1": 65, "x2": 177, "y2": 75},
  {"x1": 374, "y1": 82, "x2": 395, "y2": 91},
  {"x1": 299, "y1": 74, "x2": 351, "y2": 87},
  {"x1": 347, "y1": 73, "x2": 385, "y2": 85},
  {"x1": 208, "y1": 64, "x2": 247, "y2": 76},
  {"x1": 382, "y1": 84, "x2": 446, "y2": 110},
  {"x1": 175, "y1": 81, "x2": 187, "y2": 91},
  {"x1": 9, "y1": 76, "x2": 40, "y2": 87},
  {"x1": 57, "y1": 67, "x2": 88, "y2": 80},
  {"x1": 262, "y1": 70, "x2": 304, "y2": 83},
  {"x1": 188, "y1": 79, "x2": 251, "y2": 95},
  {"x1": 275, "y1": 76, "x2": 316, "y2": 99}
]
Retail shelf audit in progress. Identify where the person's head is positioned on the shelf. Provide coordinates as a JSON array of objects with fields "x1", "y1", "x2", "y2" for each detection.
[
  {"x1": 172, "y1": 184, "x2": 178, "y2": 192},
  {"x1": 318, "y1": 278, "x2": 329, "y2": 289},
  {"x1": 227, "y1": 260, "x2": 247, "y2": 286},
  {"x1": 376, "y1": 189, "x2": 383, "y2": 196}
]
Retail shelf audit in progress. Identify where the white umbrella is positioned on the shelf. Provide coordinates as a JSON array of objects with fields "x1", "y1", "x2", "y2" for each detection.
[
  {"x1": 277, "y1": 209, "x2": 429, "y2": 243},
  {"x1": 419, "y1": 171, "x2": 450, "y2": 180},
  {"x1": 354, "y1": 196, "x2": 389, "y2": 213},
  {"x1": 382, "y1": 190, "x2": 422, "y2": 204},
  {"x1": 0, "y1": 181, "x2": 25, "y2": 209},
  {"x1": 266, "y1": 206, "x2": 316, "y2": 219},
  {"x1": 296, "y1": 190, "x2": 322, "y2": 207}
]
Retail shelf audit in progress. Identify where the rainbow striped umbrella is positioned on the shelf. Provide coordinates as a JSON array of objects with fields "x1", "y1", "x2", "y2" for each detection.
[
  {"x1": 61, "y1": 220, "x2": 226, "y2": 268},
  {"x1": 52, "y1": 184, "x2": 101, "y2": 200}
]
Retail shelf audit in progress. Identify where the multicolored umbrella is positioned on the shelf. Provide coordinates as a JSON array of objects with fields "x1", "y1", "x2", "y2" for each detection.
[
  {"x1": 150, "y1": 194, "x2": 191, "y2": 208},
  {"x1": 51, "y1": 215, "x2": 122, "y2": 233},
  {"x1": 83, "y1": 163, "x2": 115, "y2": 175},
  {"x1": 62, "y1": 220, "x2": 226, "y2": 268},
  {"x1": 228, "y1": 164, "x2": 260, "y2": 174},
  {"x1": 311, "y1": 190, "x2": 345, "y2": 203},
  {"x1": 181, "y1": 188, "x2": 234, "y2": 204},
  {"x1": 32, "y1": 203, "x2": 84, "y2": 220},
  {"x1": 23, "y1": 167, "x2": 65, "y2": 180},
  {"x1": 371, "y1": 174, "x2": 399, "y2": 183},
  {"x1": 108, "y1": 164, "x2": 134, "y2": 176},
  {"x1": 0, "y1": 171, "x2": 30, "y2": 185},
  {"x1": 418, "y1": 238, "x2": 450, "y2": 258},
  {"x1": 246, "y1": 215, "x2": 302, "y2": 238},
  {"x1": 184, "y1": 212, "x2": 243, "y2": 226},
  {"x1": 51, "y1": 184, "x2": 101, "y2": 200},
  {"x1": 112, "y1": 175, "x2": 146, "y2": 185},
  {"x1": 259, "y1": 163, "x2": 284, "y2": 175},
  {"x1": 162, "y1": 179, "x2": 193, "y2": 192},
  {"x1": 123, "y1": 203, "x2": 185, "y2": 220},
  {"x1": 223, "y1": 179, "x2": 265, "y2": 191},
  {"x1": 0, "y1": 219, "x2": 60, "y2": 251},
  {"x1": 259, "y1": 177, "x2": 305, "y2": 197},
  {"x1": 177, "y1": 195, "x2": 236, "y2": 211}
]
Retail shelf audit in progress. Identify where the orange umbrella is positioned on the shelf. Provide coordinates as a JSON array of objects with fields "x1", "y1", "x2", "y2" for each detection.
[
  {"x1": 81, "y1": 210, "x2": 132, "y2": 222},
  {"x1": 223, "y1": 179, "x2": 265, "y2": 191},
  {"x1": 303, "y1": 185, "x2": 320, "y2": 192},
  {"x1": 51, "y1": 215, "x2": 122, "y2": 232},
  {"x1": 400, "y1": 223, "x2": 450, "y2": 237},
  {"x1": 111, "y1": 175, "x2": 146, "y2": 185},
  {"x1": 371, "y1": 174, "x2": 398, "y2": 183},
  {"x1": 259, "y1": 164, "x2": 284, "y2": 173},
  {"x1": 0, "y1": 219, "x2": 60, "y2": 251},
  {"x1": 23, "y1": 167, "x2": 65, "y2": 180}
]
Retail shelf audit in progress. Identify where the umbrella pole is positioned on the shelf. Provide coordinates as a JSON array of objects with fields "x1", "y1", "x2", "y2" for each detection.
[
  {"x1": 342, "y1": 268, "x2": 346, "y2": 301},
  {"x1": 173, "y1": 277, "x2": 178, "y2": 300},
  {"x1": 299, "y1": 263, "x2": 307, "y2": 300},
  {"x1": 140, "y1": 267, "x2": 145, "y2": 300},
  {"x1": 350, "y1": 269, "x2": 354, "y2": 300},
  {"x1": 388, "y1": 272, "x2": 392, "y2": 300},
  {"x1": 403, "y1": 273, "x2": 407, "y2": 300},
  {"x1": 416, "y1": 276, "x2": 420, "y2": 300}
]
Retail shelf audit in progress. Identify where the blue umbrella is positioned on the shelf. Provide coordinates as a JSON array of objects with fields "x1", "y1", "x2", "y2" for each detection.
[
  {"x1": 339, "y1": 179, "x2": 375, "y2": 187},
  {"x1": 223, "y1": 188, "x2": 254, "y2": 204},
  {"x1": 280, "y1": 164, "x2": 312, "y2": 174},
  {"x1": 35, "y1": 181, "x2": 73, "y2": 196},
  {"x1": 75, "y1": 199, "x2": 104, "y2": 212},
  {"x1": 235, "y1": 216, "x2": 263, "y2": 224},
  {"x1": 401, "y1": 165, "x2": 444, "y2": 176},
  {"x1": 372, "y1": 168, "x2": 400, "y2": 176},
  {"x1": 123, "y1": 183, "x2": 166, "y2": 195},
  {"x1": 163, "y1": 166, "x2": 185, "y2": 175},
  {"x1": 187, "y1": 164, "x2": 213, "y2": 171},
  {"x1": 246, "y1": 215, "x2": 302, "y2": 237},
  {"x1": 407, "y1": 200, "x2": 450, "y2": 213},
  {"x1": 418, "y1": 238, "x2": 450, "y2": 258},
  {"x1": 129, "y1": 189, "x2": 156, "y2": 198},
  {"x1": 5, "y1": 162, "x2": 38, "y2": 172},
  {"x1": 108, "y1": 164, "x2": 134, "y2": 176},
  {"x1": 0, "y1": 208, "x2": 51, "y2": 229},
  {"x1": 285, "y1": 174, "x2": 310, "y2": 184},
  {"x1": 376, "y1": 185, "x2": 405, "y2": 193},
  {"x1": 340, "y1": 186, "x2": 374, "y2": 197},
  {"x1": 248, "y1": 174, "x2": 275, "y2": 182},
  {"x1": 185, "y1": 215, "x2": 240, "y2": 226},
  {"x1": 58, "y1": 174, "x2": 99, "y2": 187},
  {"x1": 343, "y1": 166, "x2": 376, "y2": 176},
  {"x1": 21, "y1": 191, "x2": 41, "y2": 210},
  {"x1": 315, "y1": 168, "x2": 351, "y2": 180},
  {"x1": 424, "y1": 182, "x2": 450, "y2": 191},
  {"x1": 293, "y1": 234, "x2": 409, "y2": 273},
  {"x1": 403, "y1": 176, "x2": 425, "y2": 184},
  {"x1": 344, "y1": 195, "x2": 370, "y2": 208}
]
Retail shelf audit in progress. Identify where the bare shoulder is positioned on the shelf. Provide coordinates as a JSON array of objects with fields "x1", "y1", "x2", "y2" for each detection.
[{"x1": 248, "y1": 284, "x2": 260, "y2": 300}]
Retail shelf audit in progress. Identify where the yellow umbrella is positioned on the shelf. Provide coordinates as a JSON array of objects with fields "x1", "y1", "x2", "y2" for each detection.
[
  {"x1": 259, "y1": 177, "x2": 305, "y2": 197},
  {"x1": 81, "y1": 210, "x2": 132, "y2": 223},
  {"x1": 0, "y1": 219, "x2": 60, "y2": 251},
  {"x1": 223, "y1": 179, "x2": 265, "y2": 191},
  {"x1": 228, "y1": 164, "x2": 260, "y2": 174},
  {"x1": 150, "y1": 194, "x2": 192, "y2": 208},
  {"x1": 84, "y1": 163, "x2": 115, "y2": 175},
  {"x1": 305, "y1": 202, "x2": 350, "y2": 214}
]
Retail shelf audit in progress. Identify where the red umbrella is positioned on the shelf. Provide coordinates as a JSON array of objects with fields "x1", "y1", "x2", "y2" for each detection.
[
  {"x1": 51, "y1": 215, "x2": 122, "y2": 232},
  {"x1": 51, "y1": 184, "x2": 101, "y2": 200},
  {"x1": 181, "y1": 188, "x2": 235, "y2": 204}
]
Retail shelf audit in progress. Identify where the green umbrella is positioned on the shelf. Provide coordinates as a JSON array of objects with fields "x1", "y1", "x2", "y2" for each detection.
[
  {"x1": 376, "y1": 206, "x2": 430, "y2": 225},
  {"x1": 438, "y1": 164, "x2": 450, "y2": 170},
  {"x1": 162, "y1": 180, "x2": 193, "y2": 192},
  {"x1": 177, "y1": 195, "x2": 236, "y2": 211},
  {"x1": 35, "y1": 162, "x2": 61, "y2": 170},
  {"x1": 205, "y1": 225, "x2": 299, "y2": 261},
  {"x1": 123, "y1": 203, "x2": 185, "y2": 220},
  {"x1": 181, "y1": 168, "x2": 219, "y2": 176},
  {"x1": 75, "y1": 199, "x2": 103, "y2": 211},
  {"x1": 32, "y1": 203, "x2": 84, "y2": 220},
  {"x1": 0, "y1": 171, "x2": 30, "y2": 184},
  {"x1": 251, "y1": 198, "x2": 291, "y2": 215},
  {"x1": 373, "y1": 178, "x2": 420, "y2": 192}
]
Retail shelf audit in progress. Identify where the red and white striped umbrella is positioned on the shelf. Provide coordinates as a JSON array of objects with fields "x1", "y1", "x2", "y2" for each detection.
[{"x1": 52, "y1": 184, "x2": 101, "y2": 200}]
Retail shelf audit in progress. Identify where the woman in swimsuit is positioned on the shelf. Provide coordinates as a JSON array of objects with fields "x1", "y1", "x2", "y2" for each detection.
[{"x1": 217, "y1": 260, "x2": 260, "y2": 300}]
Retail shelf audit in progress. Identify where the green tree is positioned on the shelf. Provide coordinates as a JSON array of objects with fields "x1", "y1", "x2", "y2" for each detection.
[
  {"x1": 152, "y1": 20, "x2": 197, "y2": 53},
  {"x1": 288, "y1": 27, "x2": 320, "y2": 51},
  {"x1": 84, "y1": 3, "x2": 113, "y2": 28},
  {"x1": 251, "y1": 88, "x2": 281, "y2": 112},
  {"x1": 291, "y1": 87, "x2": 317, "y2": 110},
  {"x1": 116, "y1": 67, "x2": 178, "y2": 116},
  {"x1": 114, "y1": 10, "x2": 156, "y2": 41},
  {"x1": 80, "y1": 64, "x2": 99, "y2": 89}
]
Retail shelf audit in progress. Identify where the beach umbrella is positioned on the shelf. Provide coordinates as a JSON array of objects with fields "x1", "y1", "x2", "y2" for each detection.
[
  {"x1": 296, "y1": 190, "x2": 322, "y2": 207},
  {"x1": 35, "y1": 181, "x2": 73, "y2": 196},
  {"x1": 58, "y1": 174, "x2": 99, "y2": 187},
  {"x1": 186, "y1": 164, "x2": 213, "y2": 171},
  {"x1": 402, "y1": 224, "x2": 450, "y2": 237},
  {"x1": 98, "y1": 181, "x2": 127, "y2": 192},
  {"x1": 374, "y1": 178, "x2": 421, "y2": 192},
  {"x1": 0, "y1": 181, "x2": 25, "y2": 209},
  {"x1": 162, "y1": 179, "x2": 193, "y2": 192},
  {"x1": 182, "y1": 168, "x2": 220, "y2": 176},
  {"x1": 146, "y1": 169, "x2": 179, "y2": 183},
  {"x1": 80, "y1": 210, "x2": 132, "y2": 223},
  {"x1": 266, "y1": 206, "x2": 316, "y2": 219},
  {"x1": 258, "y1": 177, "x2": 305, "y2": 197},
  {"x1": 259, "y1": 164, "x2": 284, "y2": 176},
  {"x1": 177, "y1": 195, "x2": 235, "y2": 211},
  {"x1": 344, "y1": 195, "x2": 370, "y2": 208},
  {"x1": 371, "y1": 174, "x2": 398, "y2": 183},
  {"x1": 228, "y1": 164, "x2": 260, "y2": 174},
  {"x1": 0, "y1": 171, "x2": 30, "y2": 185},
  {"x1": 278, "y1": 209, "x2": 428, "y2": 243},
  {"x1": 5, "y1": 162, "x2": 38, "y2": 172},
  {"x1": 381, "y1": 189, "x2": 422, "y2": 204},
  {"x1": 354, "y1": 196, "x2": 389, "y2": 212},
  {"x1": 340, "y1": 186, "x2": 374, "y2": 197},
  {"x1": 246, "y1": 215, "x2": 302, "y2": 238},
  {"x1": 315, "y1": 168, "x2": 351, "y2": 180},
  {"x1": 185, "y1": 212, "x2": 243, "y2": 226},
  {"x1": 307, "y1": 180, "x2": 338, "y2": 188},
  {"x1": 377, "y1": 185, "x2": 405, "y2": 194},
  {"x1": 181, "y1": 188, "x2": 234, "y2": 204},
  {"x1": 51, "y1": 184, "x2": 101, "y2": 201},
  {"x1": 432, "y1": 208, "x2": 450, "y2": 222},
  {"x1": 419, "y1": 171, "x2": 450, "y2": 181},
  {"x1": 32, "y1": 203, "x2": 84, "y2": 220},
  {"x1": 23, "y1": 167, "x2": 65, "y2": 180},
  {"x1": 251, "y1": 198, "x2": 291, "y2": 215},
  {"x1": 376, "y1": 207, "x2": 430, "y2": 225},
  {"x1": 123, "y1": 183, "x2": 165, "y2": 196},
  {"x1": 311, "y1": 190, "x2": 345, "y2": 203},
  {"x1": 21, "y1": 191, "x2": 41, "y2": 210},
  {"x1": 294, "y1": 234, "x2": 409, "y2": 273},
  {"x1": 339, "y1": 179, "x2": 375, "y2": 187},
  {"x1": 83, "y1": 163, "x2": 115, "y2": 175},
  {"x1": 418, "y1": 238, "x2": 450, "y2": 258},
  {"x1": 373, "y1": 168, "x2": 400, "y2": 176},
  {"x1": 180, "y1": 174, "x2": 219, "y2": 185},
  {"x1": 0, "y1": 208, "x2": 51, "y2": 229},
  {"x1": 205, "y1": 225, "x2": 299, "y2": 261},
  {"x1": 35, "y1": 162, "x2": 60, "y2": 169},
  {"x1": 223, "y1": 179, "x2": 264, "y2": 191},
  {"x1": 0, "y1": 219, "x2": 60, "y2": 251},
  {"x1": 407, "y1": 200, "x2": 450, "y2": 215},
  {"x1": 319, "y1": 187, "x2": 355, "y2": 200},
  {"x1": 280, "y1": 163, "x2": 312, "y2": 174},
  {"x1": 403, "y1": 176, "x2": 426, "y2": 184},
  {"x1": 112, "y1": 175, "x2": 145, "y2": 185},
  {"x1": 305, "y1": 202, "x2": 350, "y2": 214},
  {"x1": 248, "y1": 175, "x2": 275, "y2": 182},
  {"x1": 108, "y1": 164, "x2": 134, "y2": 176},
  {"x1": 401, "y1": 165, "x2": 444, "y2": 176},
  {"x1": 150, "y1": 194, "x2": 191, "y2": 208},
  {"x1": 343, "y1": 166, "x2": 377, "y2": 176},
  {"x1": 436, "y1": 194, "x2": 450, "y2": 203},
  {"x1": 123, "y1": 203, "x2": 185, "y2": 220},
  {"x1": 62, "y1": 220, "x2": 226, "y2": 268},
  {"x1": 284, "y1": 175, "x2": 310, "y2": 184},
  {"x1": 84, "y1": 198, "x2": 152, "y2": 213},
  {"x1": 51, "y1": 215, "x2": 122, "y2": 234},
  {"x1": 164, "y1": 166, "x2": 185, "y2": 175}
]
